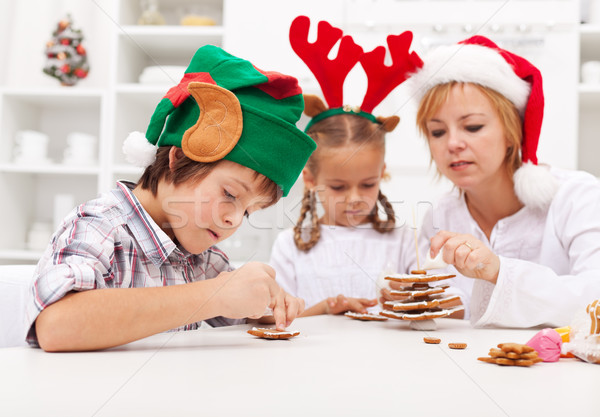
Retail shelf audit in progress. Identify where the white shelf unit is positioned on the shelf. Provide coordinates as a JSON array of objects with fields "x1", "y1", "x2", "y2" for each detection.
[
  {"x1": 578, "y1": 24, "x2": 600, "y2": 177},
  {"x1": 0, "y1": 0, "x2": 596, "y2": 265},
  {"x1": 0, "y1": 0, "x2": 225, "y2": 264}
]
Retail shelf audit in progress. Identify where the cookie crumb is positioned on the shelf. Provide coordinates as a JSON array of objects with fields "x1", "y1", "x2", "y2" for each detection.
[
  {"x1": 423, "y1": 337, "x2": 441, "y2": 344},
  {"x1": 448, "y1": 342, "x2": 467, "y2": 349}
]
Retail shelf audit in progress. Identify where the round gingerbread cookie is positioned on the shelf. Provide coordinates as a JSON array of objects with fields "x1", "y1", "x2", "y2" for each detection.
[{"x1": 247, "y1": 327, "x2": 300, "y2": 340}]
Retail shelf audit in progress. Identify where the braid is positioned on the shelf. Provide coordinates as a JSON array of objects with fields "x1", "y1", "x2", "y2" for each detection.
[
  {"x1": 293, "y1": 188, "x2": 321, "y2": 251},
  {"x1": 371, "y1": 190, "x2": 396, "y2": 233}
]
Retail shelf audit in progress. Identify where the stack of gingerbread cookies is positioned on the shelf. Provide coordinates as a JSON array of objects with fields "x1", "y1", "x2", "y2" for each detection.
[
  {"x1": 379, "y1": 270, "x2": 464, "y2": 328},
  {"x1": 478, "y1": 343, "x2": 542, "y2": 366}
]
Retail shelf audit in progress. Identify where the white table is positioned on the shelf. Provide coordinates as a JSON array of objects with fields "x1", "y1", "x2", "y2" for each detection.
[{"x1": 1, "y1": 315, "x2": 598, "y2": 417}]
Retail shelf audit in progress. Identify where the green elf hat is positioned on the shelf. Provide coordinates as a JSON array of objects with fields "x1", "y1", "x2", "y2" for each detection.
[{"x1": 123, "y1": 45, "x2": 316, "y2": 196}]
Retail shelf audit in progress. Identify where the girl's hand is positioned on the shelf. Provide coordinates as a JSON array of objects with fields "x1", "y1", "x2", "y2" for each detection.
[
  {"x1": 324, "y1": 294, "x2": 377, "y2": 315},
  {"x1": 430, "y1": 230, "x2": 500, "y2": 284}
]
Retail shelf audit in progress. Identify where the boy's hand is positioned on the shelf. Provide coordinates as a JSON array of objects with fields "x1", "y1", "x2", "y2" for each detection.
[
  {"x1": 214, "y1": 262, "x2": 304, "y2": 330},
  {"x1": 324, "y1": 294, "x2": 377, "y2": 315}
]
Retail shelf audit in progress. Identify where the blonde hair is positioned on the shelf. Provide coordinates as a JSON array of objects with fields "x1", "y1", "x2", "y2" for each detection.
[
  {"x1": 293, "y1": 114, "x2": 396, "y2": 252},
  {"x1": 416, "y1": 82, "x2": 523, "y2": 179}
]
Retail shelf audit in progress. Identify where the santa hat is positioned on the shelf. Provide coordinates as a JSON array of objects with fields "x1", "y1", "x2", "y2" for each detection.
[
  {"x1": 409, "y1": 35, "x2": 558, "y2": 211},
  {"x1": 123, "y1": 45, "x2": 316, "y2": 196}
]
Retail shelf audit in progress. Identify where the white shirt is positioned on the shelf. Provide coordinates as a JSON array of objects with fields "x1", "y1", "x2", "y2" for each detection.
[
  {"x1": 417, "y1": 168, "x2": 600, "y2": 328},
  {"x1": 270, "y1": 224, "x2": 411, "y2": 308}
]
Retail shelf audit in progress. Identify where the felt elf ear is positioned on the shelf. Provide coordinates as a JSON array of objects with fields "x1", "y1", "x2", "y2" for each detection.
[
  {"x1": 303, "y1": 94, "x2": 328, "y2": 117},
  {"x1": 376, "y1": 115, "x2": 400, "y2": 132},
  {"x1": 181, "y1": 82, "x2": 243, "y2": 162}
]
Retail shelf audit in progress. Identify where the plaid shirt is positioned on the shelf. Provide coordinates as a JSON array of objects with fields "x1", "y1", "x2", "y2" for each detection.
[{"x1": 25, "y1": 181, "x2": 243, "y2": 347}]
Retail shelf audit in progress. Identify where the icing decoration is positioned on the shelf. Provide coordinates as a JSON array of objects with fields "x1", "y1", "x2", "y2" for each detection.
[
  {"x1": 385, "y1": 273, "x2": 456, "y2": 283},
  {"x1": 344, "y1": 312, "x2": 388, "y2": 321},
  {"x1": 422, "y1": 248, "x2": 448, "y2": 270}
]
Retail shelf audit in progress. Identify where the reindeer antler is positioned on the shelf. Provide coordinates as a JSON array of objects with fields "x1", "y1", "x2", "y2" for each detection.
[
  {"x1": 289, "y1": 15, "x2": 363, "y2": 108},
  {"x1": 359, "y1": 32, "x2": 423, "y2": 113}
]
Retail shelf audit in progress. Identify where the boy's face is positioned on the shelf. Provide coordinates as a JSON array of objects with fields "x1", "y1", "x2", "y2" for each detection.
[{"x1": 160, "y1": 160, "x2": 273, "y2": 254}]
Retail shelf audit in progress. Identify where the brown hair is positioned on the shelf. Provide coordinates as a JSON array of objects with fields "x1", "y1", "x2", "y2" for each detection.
[
  {"x1": 416, "y1": 82, "x2": 523, "y2": 179},
  {"x1": 293, "y1": 113, "x2": 396, "y2": 251},
  {"x1": 137, "y1": 146, "x2": 282, "y2": 207}
]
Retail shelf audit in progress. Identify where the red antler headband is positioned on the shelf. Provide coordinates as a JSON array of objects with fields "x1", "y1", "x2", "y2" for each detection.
[{"x1": 289, "y1": 15, "x2": 423, "y2": 130}]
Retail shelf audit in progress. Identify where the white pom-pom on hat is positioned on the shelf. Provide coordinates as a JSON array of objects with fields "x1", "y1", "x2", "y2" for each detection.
[
  {"x1": 123, "y1": 131, "x2": 158, "y2": 167},
  {"x1": 513, "y1": 162, "x2": 558, "y2": 211}
]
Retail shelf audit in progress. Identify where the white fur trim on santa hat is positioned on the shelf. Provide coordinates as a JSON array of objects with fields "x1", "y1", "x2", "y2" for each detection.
[
  {"x1": 513, "y1": 162, "x2": 559, "y2": 211},
  {"x1": 410, "y1": 43, "x2": 531, "y2": 113},
  {"x1": 123, "y1": 131, "x2": 158, "y2": 167}
]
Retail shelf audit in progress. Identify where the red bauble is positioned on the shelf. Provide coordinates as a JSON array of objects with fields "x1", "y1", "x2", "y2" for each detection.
[{"x1": 74, "y1": 68, "x2": 88, "y2": 78}]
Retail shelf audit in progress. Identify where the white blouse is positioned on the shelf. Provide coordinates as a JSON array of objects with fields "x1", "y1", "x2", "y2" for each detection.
[
  {"x1": 416, "y1": 167, "x2": 600, "y2": 328},
  {"x1": 269, "y1": 224, "x2": 412, "y2": 308}
]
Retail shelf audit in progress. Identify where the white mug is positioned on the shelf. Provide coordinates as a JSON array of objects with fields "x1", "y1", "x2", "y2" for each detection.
[
  {"x1": 27, "y1": 222, "x2": 53, "y2": 251},
  {"x1": 13, "y1": 130, "x2": 50, "y2": 164},
  {"x1": 63, "y1": 132, "x2": 97, "y2": 165},
  {"x1": 581, "y1": 61, "x2": 600, "y2": 84}
]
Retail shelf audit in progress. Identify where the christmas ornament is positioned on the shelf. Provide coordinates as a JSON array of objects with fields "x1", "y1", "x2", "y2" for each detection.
[{"x1": 43, "y1": 15, "x2": 89, "y2": 86}]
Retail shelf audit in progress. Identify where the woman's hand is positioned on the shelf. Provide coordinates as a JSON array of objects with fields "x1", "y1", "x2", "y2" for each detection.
[
  {"x1": 324, "y1": 294, "x2": 377, "y2": 315},
  {"x1": 430, "y1": 230, "x2": 500, "y2": 284}
]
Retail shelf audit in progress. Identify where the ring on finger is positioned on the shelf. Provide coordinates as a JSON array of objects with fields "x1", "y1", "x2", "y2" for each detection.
[{"x1": 462, "y1": 241, "x2": 474, "y2": 250}]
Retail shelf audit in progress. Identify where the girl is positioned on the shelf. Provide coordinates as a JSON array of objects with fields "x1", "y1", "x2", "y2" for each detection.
[
  {"x1": 269, "y1": 16, "x2": 420, "y2": 316},
  {"x1": 383, "y1": 36, "x2": 600, "y2": 327}
]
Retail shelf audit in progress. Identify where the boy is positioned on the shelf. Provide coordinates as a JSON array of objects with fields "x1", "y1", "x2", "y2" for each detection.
[{"x1": 25, "y1": 45, "x2": 316, "y2": 351}]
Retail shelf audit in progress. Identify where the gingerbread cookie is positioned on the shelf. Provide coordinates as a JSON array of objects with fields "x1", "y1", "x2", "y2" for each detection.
[
  {"x1": 384, "y1": 298, "x2": 440, "y2": 311},
  {"x1": 390, "y1": 285, "x2": 449, "y2": 298},
  {"x1": 345, "y1": 312, "x2": 388, "y2": 321},
  {"x1": 423, "y1": 337, "x2": 441, "y2": 344},
  {"x1": 247, "y1": 327, "x2": 300, "y2": 340},
  {"x1": 478, "y1": 342, "x2": 541, "y2": 366},
  {"x1": 587, "y1": 299, "x2": 600, "y2": 335},
  {"x1": 379, "y1": 306, "x2": 464, "y2": 321},
  {"x1": 498, "y1": 343, "x2": 535, "y2": 354}
]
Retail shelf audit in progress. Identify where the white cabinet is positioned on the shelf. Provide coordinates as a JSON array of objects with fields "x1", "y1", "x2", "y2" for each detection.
[
  {"x1": 0, "y1": 0, "x2": 225, "y2": 264},
  {"x1": 578, "y1": 24, "x2": 600, "y2": 177},
  {"x1": 0, "y1": 0, "x2": 596, "y2": 265}
]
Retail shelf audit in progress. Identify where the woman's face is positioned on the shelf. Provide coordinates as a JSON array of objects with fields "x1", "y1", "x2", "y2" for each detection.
[{"x1": 424, "y1": 83, "x2": 511, "y2": 192}]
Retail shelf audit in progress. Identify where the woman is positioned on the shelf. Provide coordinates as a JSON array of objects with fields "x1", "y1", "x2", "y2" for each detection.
[{"x1": 385, "y1": 36, "x2": 600, "y2": 328}]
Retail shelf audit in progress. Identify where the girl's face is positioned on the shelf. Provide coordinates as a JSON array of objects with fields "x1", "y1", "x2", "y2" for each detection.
[
  {"x1": 159, "y1": 160, "x2": 272, "y2": 254},
  {"x1": 304, "y1": 144, "x2": 385, "y2": 227},
  {"x1": 424, "y1": 83, "x2": 511, "y2": 192}
]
